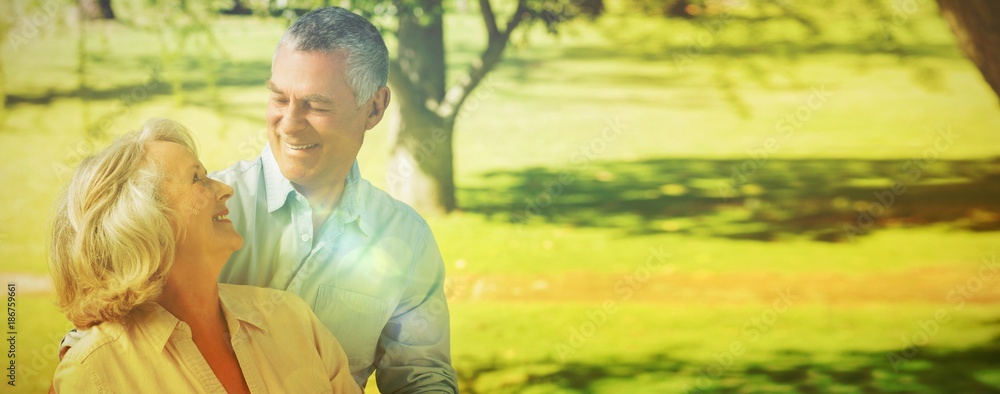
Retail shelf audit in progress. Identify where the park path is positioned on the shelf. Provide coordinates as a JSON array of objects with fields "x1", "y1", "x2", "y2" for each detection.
[
  {"x1": 441, "y1": 266, "x2": 1000, "y2": 305},
  {"x1": 5, "y1": 266, "x2": 998, "y2": 305}
]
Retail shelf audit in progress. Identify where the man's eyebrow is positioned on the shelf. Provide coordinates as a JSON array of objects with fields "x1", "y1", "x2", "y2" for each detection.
[
  {"x1": 266, "y1": 80, "x2": 283, "y2": 94},
  {"x1": 265, "y1": 81, "x2": 330, "y2": 103},
  {"x1": 302, "y1": 93, "x2": 331, "y2": 103}
]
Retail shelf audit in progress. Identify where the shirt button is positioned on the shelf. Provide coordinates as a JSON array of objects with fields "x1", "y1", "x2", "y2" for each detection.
[{"x1": 301, "y1": 234, "x2": 310, "y2": 242}]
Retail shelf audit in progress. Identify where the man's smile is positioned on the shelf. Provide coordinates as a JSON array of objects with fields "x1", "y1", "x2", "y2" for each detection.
[{"x1": 283, "y1": 141, "x2": 319, "y2": 151}]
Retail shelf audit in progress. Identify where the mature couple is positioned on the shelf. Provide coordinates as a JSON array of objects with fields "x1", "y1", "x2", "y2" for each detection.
[{"x1": 48, "y1": 7, "x2": 456, "y2": 393}]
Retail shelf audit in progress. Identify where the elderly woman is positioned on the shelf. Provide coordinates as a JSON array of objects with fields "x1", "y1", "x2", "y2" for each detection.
[{"x1": 49, "y1": 118, "x2": 360, "y2": 393}]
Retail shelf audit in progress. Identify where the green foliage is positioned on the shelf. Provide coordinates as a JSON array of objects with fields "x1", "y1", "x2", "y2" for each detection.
[
  {"x1": 521, "y1": 0, "x2": 605, "y2": 33},
  {"x1": 103, "y1": 0, "x2": 229, "y2": 111},
  {"x1": 597, "y1": 0, "x2": 952, "y2": 115}
]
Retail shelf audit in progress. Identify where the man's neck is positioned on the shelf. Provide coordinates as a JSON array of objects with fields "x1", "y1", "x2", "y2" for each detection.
[{"x1": 294, "y1": 178, "x2": 347, "y2": 236}]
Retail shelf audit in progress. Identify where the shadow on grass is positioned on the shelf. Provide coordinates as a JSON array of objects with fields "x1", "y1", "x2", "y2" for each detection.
[
  {"x1": 4, "y1": 58, "x2": 271, "y2": 107},
  {"x1": 555, "y1": 42, "x2": 966, "y2": 63},
  {"x1": 459, "y1": 157, "x2": 1000, "y2": 242},
  {"x1": 456, "y1": 335, "x2": 1000, "y2": 393}
]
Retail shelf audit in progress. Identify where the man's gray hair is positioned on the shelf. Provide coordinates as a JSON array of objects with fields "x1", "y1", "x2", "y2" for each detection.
[{"x1": 277, "y1": 7, "x2": 389, "y2": 107}]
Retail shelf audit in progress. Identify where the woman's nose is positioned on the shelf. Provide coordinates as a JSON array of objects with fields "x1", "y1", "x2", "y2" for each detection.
[{"x1": 211, "y1": 179, "x2": 234, "y2": 202}]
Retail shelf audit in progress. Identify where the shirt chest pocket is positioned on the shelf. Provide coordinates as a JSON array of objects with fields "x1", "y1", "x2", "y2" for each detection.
[{"x1": 314, "y1": 286, "x2": 388, "y2": 369}]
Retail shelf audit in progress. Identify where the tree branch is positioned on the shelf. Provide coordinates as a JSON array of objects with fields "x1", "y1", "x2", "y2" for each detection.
[
  {"x1": 437, "y1": 0, "x2": 527, "y2": 119},
  {"x1": 767, "y1": 0, "x2": 821, "y2": 36},
  {"x1": 503, "y1": 0, "x2": 529, "y2": 35},
  {"x1": 479, "y1": 0, "x2": 499, "y2": 38}
]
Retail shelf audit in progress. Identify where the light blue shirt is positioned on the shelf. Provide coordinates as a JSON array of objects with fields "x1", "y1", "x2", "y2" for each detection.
[{"x1": 212, "y1": 146, "x2": 457, "y2": 393}]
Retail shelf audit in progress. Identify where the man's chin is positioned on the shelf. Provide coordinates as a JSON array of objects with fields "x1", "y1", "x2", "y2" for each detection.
[
  {"x1": 282, "y1": 170, "x2": 317, "y2": 189},
  {"x1": 274, "y1": 158, "x2": 313, "y2": 182}
]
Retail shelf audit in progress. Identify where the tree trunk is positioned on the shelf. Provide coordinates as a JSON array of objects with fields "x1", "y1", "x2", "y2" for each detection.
[
  {"x1": 665, "y1": 0, "x2": 693, "y2": 18},
  {"x1": 79, "y1": 0, "x2": 114, "y2": 20},
  {"x1": 936, "y1": 0, "x2": 1000, "y2": 100},
  {"x1": 0, "y1": 60, "x2": 6, "y2": 126},
  {"x1": 223, "y1": 0, "x2": 253, "y2": 15},
  {"x1": 387, "y1": 0, "x2": 456, "y2": 215},
  {"x1": 386, "y1": 107, "x2": 456, "y2": 215}
]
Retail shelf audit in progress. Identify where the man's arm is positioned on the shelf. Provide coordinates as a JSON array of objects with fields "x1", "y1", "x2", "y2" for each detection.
[{"x1": 375, "y1": 228, "x2": 458, "y2": 394}]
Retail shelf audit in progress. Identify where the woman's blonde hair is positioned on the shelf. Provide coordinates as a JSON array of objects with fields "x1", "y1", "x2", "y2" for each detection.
[{"x1": 49, "y1": 118, "x2": 198, "y2": 328}]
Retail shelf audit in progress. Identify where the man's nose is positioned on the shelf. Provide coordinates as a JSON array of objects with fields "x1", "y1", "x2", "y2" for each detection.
[{"x1": 280, "y1": 102, "x2": 308, "y2": 134}]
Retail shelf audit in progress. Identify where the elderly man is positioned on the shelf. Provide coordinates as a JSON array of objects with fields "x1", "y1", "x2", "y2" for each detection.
[
  {"x1": 58, "y1": 7, "x2": 457, "y2": 393},
  {"x1": 213, "y1": 7, "x2": 457, "y2": 393}
]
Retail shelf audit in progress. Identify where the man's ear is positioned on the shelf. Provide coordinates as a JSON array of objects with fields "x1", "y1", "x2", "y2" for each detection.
[{"x1": 364, "y1": 86, "x2": 391, "y2": 130}]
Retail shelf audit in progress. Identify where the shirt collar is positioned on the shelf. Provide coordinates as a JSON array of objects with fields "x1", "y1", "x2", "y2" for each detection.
[
  {"x1": 218, "y1": 285, "x2": 269, "y2": 334},
  {"x1": 133, "y1": 288, "x2": 268, "y2": 353},
  {"x1": 261, "y1": 145, "x2": 297, "y2": 213},
  {"x1": 132, "y1": 304, "x2": 181, "y2": 353},
  {"x1": 337, "y1": 160, "x2": 366, "y2": 235},
  {"x1": 260, "y1": 145, "x2": 370, "y2": 236}
]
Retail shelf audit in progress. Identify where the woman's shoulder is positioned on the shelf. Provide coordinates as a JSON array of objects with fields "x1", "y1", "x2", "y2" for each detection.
[
  {"x1": 218, "y1": 283, "x2": 299, "y2": 303},
  {"x1": 60, "y1": 321, "x2": 131, "y2": 365},
  {"x1": 218, "y1": 284, "x2": 312, "y2": 318},
  {"x1": 54, "y1": 323, "x2": 127, "y2": 391}
]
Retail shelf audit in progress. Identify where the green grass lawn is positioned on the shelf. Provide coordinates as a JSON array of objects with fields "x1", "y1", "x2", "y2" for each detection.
[
  {"x1": 2, "y1": 4, "x2": 1000, "y2": 393},
  {"x1": 450, "y1": 303, "x2": 1000, "y2": 393}
]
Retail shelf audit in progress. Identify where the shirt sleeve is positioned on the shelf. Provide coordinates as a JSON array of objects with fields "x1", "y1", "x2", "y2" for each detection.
[
  {"x1": 52, "y1": 358, "x2": 104, "y2": 394},
  {"x1": 292, "y1": 293, "x2": 363, "y2": 394},
  {"x1": 375, "y1": 227, "x2": 458, "y2": 394}
]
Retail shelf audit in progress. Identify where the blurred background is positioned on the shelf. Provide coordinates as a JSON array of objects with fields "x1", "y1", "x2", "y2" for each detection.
[{"x1": 2, "y1": 0, "x2": 1000, "y2": 392}]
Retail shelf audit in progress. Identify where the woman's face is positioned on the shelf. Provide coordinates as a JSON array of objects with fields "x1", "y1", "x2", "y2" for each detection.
[{"x1": 146, "y1": 141, "x2": 243, "y2": 272}]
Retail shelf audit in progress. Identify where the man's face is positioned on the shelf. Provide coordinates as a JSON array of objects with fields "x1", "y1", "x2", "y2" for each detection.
[{"x1": 266, "y1": 45, "x2": 369, "y2": 192}]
